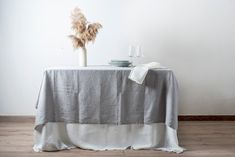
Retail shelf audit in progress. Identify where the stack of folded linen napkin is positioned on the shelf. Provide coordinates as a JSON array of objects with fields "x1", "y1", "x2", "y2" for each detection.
[{"x1": 128, "y1": 62, "x2": 161, "y2": 84}]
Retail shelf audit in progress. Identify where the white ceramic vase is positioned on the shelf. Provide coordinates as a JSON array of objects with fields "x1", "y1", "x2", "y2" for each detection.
[{"x1": 78, "y1": 47, "x2": 87, "y2": 67}]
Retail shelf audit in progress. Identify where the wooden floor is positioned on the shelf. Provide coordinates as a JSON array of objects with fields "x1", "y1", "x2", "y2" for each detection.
[{"x1": 0, "y1": 121, "x2": 235, "y2": 157}]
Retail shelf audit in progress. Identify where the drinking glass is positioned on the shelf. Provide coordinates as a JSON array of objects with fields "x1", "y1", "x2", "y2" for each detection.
[
  {"x1": 128, "y1": 45, "x2": 134, "y2": 65},
  {"x1": 135, "y1": 45, "x2": 144, "y2": 65}
]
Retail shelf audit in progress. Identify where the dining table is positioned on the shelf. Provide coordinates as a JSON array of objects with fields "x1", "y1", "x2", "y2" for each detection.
[{"x1": 33, "y1": 66, "x2": 184, "y2": 153}]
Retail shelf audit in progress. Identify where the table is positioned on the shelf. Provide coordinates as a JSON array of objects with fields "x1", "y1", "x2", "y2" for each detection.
[{"x1": 34, "y1": 66, "x2": 184, "y2": 153}]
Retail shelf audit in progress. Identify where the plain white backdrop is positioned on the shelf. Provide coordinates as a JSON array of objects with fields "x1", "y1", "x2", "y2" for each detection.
[{"x1": 0, "y1": 0, "x2": 235, "y2": 115}]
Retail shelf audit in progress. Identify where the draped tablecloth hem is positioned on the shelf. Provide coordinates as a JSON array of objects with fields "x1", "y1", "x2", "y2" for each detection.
[
  {"x1": 33, "y1": 122, "x2": 184, "y2": 153},
  {"x1": 33, "y1": 145, "x2": 185, "y2": 154}
]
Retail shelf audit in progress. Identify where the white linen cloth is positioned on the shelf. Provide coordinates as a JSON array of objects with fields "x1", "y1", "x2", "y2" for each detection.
[
  {"x1": 34, "y1": 123, "x2": 185, "y2": 153},
  {"x1": 128, "y1": 62, "x2": 161, "y2": 84}
]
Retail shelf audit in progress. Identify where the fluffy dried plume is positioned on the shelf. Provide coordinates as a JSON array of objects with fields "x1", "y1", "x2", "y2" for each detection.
[
  {"x1": 71, "y1": 7, "x2": 87, "y2": 34},
  {"x1": 69, "y1": 7, "x2": 102, "y2": 49}
]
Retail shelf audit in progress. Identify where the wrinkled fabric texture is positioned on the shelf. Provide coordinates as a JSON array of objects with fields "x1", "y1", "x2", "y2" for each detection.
[{"x1": 35, "y1": 67, "x2": 179, "y2": 131}]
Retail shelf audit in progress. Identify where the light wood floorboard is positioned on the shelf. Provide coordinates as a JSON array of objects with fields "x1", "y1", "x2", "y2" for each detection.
[{"x1": 0, "y1": 121, "x2": 235, "y2": 157}]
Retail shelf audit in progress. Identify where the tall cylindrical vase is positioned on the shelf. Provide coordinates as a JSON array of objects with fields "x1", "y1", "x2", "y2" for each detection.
[{"x1": 78, "y1": 47, "x2": 87, "y2": 67}]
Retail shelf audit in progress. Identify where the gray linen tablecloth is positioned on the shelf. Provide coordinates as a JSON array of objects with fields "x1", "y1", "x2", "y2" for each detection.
[{"x1": 35, "y1": 66, "x2": 179, "y2": 131}]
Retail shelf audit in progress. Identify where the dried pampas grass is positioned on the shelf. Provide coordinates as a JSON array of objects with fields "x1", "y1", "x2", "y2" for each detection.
[
  {"x1": 69, "y1": 7, "x2": 102, "y2": 50},
  {"x1": 68, "y1": 35, "x2": 84, "y2": 48}
]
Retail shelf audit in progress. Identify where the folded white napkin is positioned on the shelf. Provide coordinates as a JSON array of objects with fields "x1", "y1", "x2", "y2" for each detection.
[{"x1": 128, "y1": 62, "x2": 161, "y2": 84}]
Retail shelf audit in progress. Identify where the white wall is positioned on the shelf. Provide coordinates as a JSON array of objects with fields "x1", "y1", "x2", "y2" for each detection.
[{"x1": 0, "y1": 0, "x2": 235, "y2": 115}]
